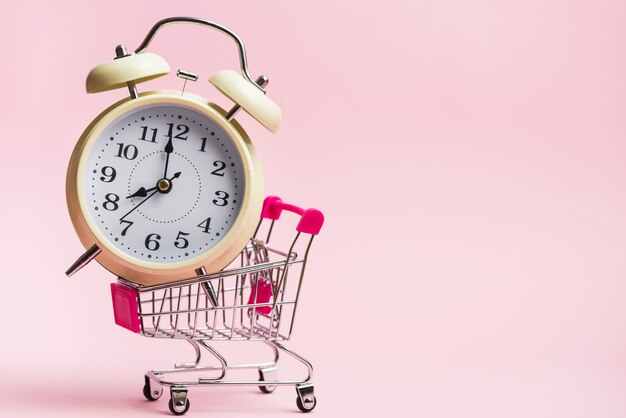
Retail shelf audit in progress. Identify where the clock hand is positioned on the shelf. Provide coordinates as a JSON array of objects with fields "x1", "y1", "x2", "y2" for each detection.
[
  {"x1": 163, "y1": 136, "x2": 174, "y2": 178},
  {"x1": 126, "y1": 186, "x2": 150, "y2": 199},
  {"x1": 126, "y1": 172, "x2": 182, "y2": 199},
  {"x1": 119, "y1": 189, "x2": 159, "y2": 221}
]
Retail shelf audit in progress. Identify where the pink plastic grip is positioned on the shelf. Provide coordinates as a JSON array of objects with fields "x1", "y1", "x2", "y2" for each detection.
[
  {"x1": 110, "y1": 283, "x2": 140, "y2": 333},
  {"x1": 261, "y1": 196, "x2": 324, "y2": 235}
]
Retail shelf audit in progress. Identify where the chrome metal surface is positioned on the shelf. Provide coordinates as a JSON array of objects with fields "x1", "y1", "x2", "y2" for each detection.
[
  {"x1": 174, "y1": 340, "x2": 201, "y2": 369},
  {"x1": 145, "y1": 340, "x2": 313, "y2": 388},
  {"x1": 146, "y1": 375, "x2": 163, "y2": 400},
  {"x1": 65, "y1": 244, "x2": 101, "y2": 276},
  {"x1": 225, "y1": 75, "x2": 270, "y2": 120},
  {"x1": 134, "y1": 17, "x2": 265, "y2": 92},
  {"x1": 296, "y1": 383, "x2": 316, "y2": 410},
  {"x1": 114, "y1": 44, "x2": 138, "y2": 99},
  {"x1": 177, "y1": 69, "x2": 198, "y2": 81},
  {"x1": 119, "y1": 257, "x2": 300, "y2": 292},
  {"x1": 177, "y1": 69, "x2": 197, "y2": 96},
  {"x1": 196, "y1": 266, "x2": 218, "y2": 307},
  {"x1": 120, "y1": 205, "x2": 319, "y2": 412},
  {"x1": 259, "y1": 366, "x2": 278, "y2": 392},
  {"x1": 128, "y1": 218, "x2": 313, "y2": 341},
  {"x1": 196, "y1": 340, "x2": 227, "y2": 381},
  {"x1": 170, "y1": 387, "x2": 188, "y2": 413}
]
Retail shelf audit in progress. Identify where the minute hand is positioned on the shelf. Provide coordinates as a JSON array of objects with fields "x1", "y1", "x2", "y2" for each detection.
[
  {"x1": 163, "y1": 137, "x2": 173, "y2": 178},
  {"x1": 119, "y1": 190, "x2": 159, "y2": 221}
]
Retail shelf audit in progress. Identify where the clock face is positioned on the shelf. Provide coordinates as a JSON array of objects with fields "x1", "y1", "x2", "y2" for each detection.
[{"x1": 81, "y1": 103, "x2": 245, "y2": 266}]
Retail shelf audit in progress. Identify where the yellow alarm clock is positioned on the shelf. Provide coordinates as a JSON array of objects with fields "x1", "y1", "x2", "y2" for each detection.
[{"x1": 65, "y1": 17, "x2": 280, "y2": 285}]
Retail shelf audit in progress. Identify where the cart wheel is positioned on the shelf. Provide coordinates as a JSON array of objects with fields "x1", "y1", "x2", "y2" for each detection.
[
  {"x1": 168, "y1": 398, "x2": 190, "y2": 416},
  {"x1": 258, "y1": 368, "x2": 277, "y2": 393},
  {"x1": 296, "y1": 395, "x2": 317, "y2": 413},
  {"x1": 259, "y1": 384, "x2": 275, "y2": 394},
  {"x1": 143, "y1": 375, "x2": 163, "y2": 401},
  {"x1": 258, "y1": 370, "x2": 276, "y2": 393},
  {"x1": 143, "y1": 384, "x2": 160, "y2": 401}
]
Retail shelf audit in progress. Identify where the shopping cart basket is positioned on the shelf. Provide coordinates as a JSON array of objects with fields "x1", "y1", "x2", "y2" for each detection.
[{"x1": 110, "y1": 196, "x2": 324, "y2": 415}]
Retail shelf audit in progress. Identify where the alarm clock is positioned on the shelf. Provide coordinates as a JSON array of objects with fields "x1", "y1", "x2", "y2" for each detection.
[{"x1": 65, "y1": 17, "x2": 280, "y2": 285}]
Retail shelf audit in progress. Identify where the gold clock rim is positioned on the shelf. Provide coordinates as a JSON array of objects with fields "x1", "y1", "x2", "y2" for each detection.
[{"x1": 66, "y1": 91, "x2": 264, "y2": 285}]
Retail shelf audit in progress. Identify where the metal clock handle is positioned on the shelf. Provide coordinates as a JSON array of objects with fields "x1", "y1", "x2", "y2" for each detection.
[{"x1": 133, "y1": 16, "x2": 264, "y2": 93}]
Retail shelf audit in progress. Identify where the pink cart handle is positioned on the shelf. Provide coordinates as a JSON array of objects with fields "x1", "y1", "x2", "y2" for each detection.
[{"x1": 261, "y1": 196, "x2": 324, "y2": 235}]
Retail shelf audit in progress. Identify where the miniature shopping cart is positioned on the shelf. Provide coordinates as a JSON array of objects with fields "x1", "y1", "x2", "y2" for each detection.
[{"x1": 110, "y1": 196, "x2": 324, "y2": 415}]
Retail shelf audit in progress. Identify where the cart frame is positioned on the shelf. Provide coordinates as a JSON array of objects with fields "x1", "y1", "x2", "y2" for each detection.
[{"x1": 111, "y1": 196, "x2": 324, "y2": 414}]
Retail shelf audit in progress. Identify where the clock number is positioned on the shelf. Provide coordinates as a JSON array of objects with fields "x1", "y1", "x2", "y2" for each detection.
[
  {"x1": 120, "y1": 220, "x2": 133, "y2": 237},
  {"x1": 145, "y1": 233, "x2": 161, "y2": 251},
  {"x1": 199, "y1": 137, "x2": 208, "y2": 152},
  {"x1": 99, "y1": 166, "x2": 116, "y2": 183},
  {"x1": 165, "y1": 123, "x2": 189, "y2": 141},
  {"x1": 197, "y1": 217, "x2": 212, "y2": 233},
  {"x1": 174, "y1": 231, "x2": 190, "y2": 249},
  {"x1": 139, "y1": 126, "x2": 158, "y2": 143},
  {"x1": 103, "y1": 193, "x2": 120, "y2": 211},
  {"x1": 211, "y1": 161, "x2": 226, "y2": 177},
  {"x1": 212, "y1": 191, "x2": 229, "y2": 207},
  {"x1": 115, "y1": 143, "x2": 138, "y2": 160}
]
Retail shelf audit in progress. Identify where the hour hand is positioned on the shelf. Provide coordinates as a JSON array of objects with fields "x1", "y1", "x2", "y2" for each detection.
[
  {"x1": 126, "y1": 186, "x2": 153, "y2": 199},
  {"x1": 126, "y1": 172, "x2": 181, "y2": 199}
]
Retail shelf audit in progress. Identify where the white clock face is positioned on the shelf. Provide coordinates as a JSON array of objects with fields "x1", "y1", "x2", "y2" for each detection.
[{"x1": 82, "y1": 104, "x2": 245, "y2": 265}]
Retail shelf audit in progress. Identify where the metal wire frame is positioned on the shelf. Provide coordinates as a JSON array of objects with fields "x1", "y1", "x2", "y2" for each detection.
[
  {"x1": 118, "y1": 218, "x2": 316, "y2": 342},
  {"x1": 122, "y1": 214, "x2": 319, "y2": 413},
  {"x1": 143, "y1": 339, "x2": 314, "y2": 397},
  {"x1": 133, "y1": 16, "x2": 265, "y2": 92}
]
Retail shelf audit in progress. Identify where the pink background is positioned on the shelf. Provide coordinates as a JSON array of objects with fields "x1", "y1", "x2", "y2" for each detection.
[{"x1": 1, "y1": 1, "x2": 626, "y2": 417}]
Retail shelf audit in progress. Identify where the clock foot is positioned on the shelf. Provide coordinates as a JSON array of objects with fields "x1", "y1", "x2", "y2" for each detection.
[
  {"x1": 66, "y1": 244, "x2": 101, "y2": 277},
  {"x1": 196, "y1": 267, "x2": 219, "y2": 307}
]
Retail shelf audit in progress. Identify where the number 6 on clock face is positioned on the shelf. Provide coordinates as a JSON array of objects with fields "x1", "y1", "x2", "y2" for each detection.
[{"x1": 66, "y1": 92, "x2": 264, "y2": 285}]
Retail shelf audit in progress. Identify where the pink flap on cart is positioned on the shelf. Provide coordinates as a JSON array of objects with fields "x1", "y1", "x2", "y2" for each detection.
[
  {"x1": 110, "y1": 283, "x2": 140, "y2": 333},
  {"x1": 247, "y1": 278, "x2": 274, "y2": 316}
]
